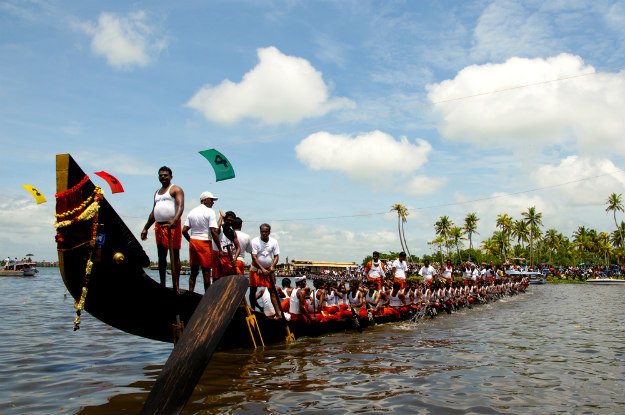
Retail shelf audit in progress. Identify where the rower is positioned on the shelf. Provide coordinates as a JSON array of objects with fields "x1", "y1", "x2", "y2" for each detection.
[
  {"x1": 364, "y1": 251, "x2": 385, "y2": 289},
  {"x1": 289, "y1": 276, "x2": 312, "y2": 323}
]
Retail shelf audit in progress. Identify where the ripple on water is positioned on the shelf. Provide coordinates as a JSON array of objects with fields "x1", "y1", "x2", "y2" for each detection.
[{"x1": 3, "y1": 273, "x2": 625, "y2": 414}]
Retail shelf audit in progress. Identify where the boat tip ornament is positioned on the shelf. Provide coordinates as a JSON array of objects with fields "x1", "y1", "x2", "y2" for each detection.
[{"x1": 54, "y1": 175, "x2": 102, "y2": 331}]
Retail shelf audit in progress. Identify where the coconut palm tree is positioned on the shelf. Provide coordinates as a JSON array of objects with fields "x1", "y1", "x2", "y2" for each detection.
[
  {"x1": 572, "y1": 226, "x2": 594, "y2": 263},
  {"x1": 596, "y1": 232, "x2": 612, "y2": 266},
  {"x1": 511, "y1": 219, "x2": 529, "y2": 248},
  {"x1": 463, "y1": 212, "x2": 479, "y2": 250},
  {"x1": 448, "y1": 226, "x2": 465, "y2": 261},
  {"x1": 391, "y1": 204, "x2": 411, "y2": 258},
  {"x1": 496, "y1": 213, "x2": 513, "y2": 261},
  {"x1": 605, "y1": 193, "x2": 624, "y2": 249},
  {"x1": 542, "y1": 228, "x2": 562, "y2": 264},
  {"x1": 434, "y1": 216, "x2": 454, "y2": 256},
  {"x1": 428, "y1": 236, "x2": 446, "y2": 264},
  {"x1": 522, "y1": 206, "x2": 543, "y2": 266}
]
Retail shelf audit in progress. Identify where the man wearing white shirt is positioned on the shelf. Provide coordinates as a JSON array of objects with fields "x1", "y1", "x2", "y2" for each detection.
[
  {"x1": 391, "y1": 252, "x2": 409, "y2": 289},
  {"x1": 419, "y1": 259, "x2": 436, "y2": 285},
  {"x1": 250, "y1": 224, "x2": 281, "y2": 315},
  {"x1": 233, "y1": 216, "x2": 252, "y2": 274},
  {"x1": 182, "y1": 192, "x2": 220, "y2": 292}
]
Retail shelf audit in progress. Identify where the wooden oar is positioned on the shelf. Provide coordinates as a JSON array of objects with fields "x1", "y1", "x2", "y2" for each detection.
[
  {"x1": 168, "y1": 227, "x2": 180, "y2": 293},
  {"x1": 139, "y1": 274, "x2": 248, "y2": 415}
]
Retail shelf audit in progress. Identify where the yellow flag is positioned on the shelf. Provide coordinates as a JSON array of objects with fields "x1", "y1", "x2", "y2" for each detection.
[{"x1": 22, "y1": 184, "x2": 46, "y2": 204}]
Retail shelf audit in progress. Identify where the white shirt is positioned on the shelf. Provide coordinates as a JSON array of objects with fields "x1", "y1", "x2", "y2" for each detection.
[
  {"x1": 251, "y1": 236, "x2": 280, "y2": 269},
  {"x1": 257, "y1": 287, "x2": 275, "y2": 317},
  {"x1": 183, "y1": 204, "x2": 217, "y2": 240},
  {"x1": 153, "y1": 184, "x2": 176, "y2": 223},
  {"x1": 236, "y1": 230, "x2": 252, "y2": 261},
  {"x1": 392, "y1": 259, "x2": 408, "y2": 279},
  {"x1": 419, "y1": 265, "x2": 436, "y2": 281}
]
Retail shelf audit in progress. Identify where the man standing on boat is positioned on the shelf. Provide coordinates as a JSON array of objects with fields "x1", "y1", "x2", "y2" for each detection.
[
  {"x1": 419, "y1": 259, "x2": 436, "y2": 285},
  {"x1": 364, "y1": 251, "x2": 386, "y2": 289},
  {"x1": 391, "y1": 252, "x2": 409, "y2": 289},
  {"x1": 182, "y1": 192, "x2": 220, "y2": 293},
  {"x1": 233, "y1": 216, "x2": 252, "y2": 275},
  {"x1": 140, "y1": 166, "x2": 184, "y2": 293},
  {"x1": 213, "y1": 210, "x2": 241, "y2": 279},
  {"x1": 249, "y1": 223, "x2": 281, "y2": 317}
]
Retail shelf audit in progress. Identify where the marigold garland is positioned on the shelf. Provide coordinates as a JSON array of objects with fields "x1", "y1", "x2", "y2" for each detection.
[
  {"x1": 54, "y1": 186, "x2": 103, "y2": 229},
  {"x1": 55, "y1": 183, "x2": 102, "y2": 331}
]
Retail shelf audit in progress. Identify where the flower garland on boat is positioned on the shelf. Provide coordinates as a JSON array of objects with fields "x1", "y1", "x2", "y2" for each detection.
[{"x1": 54, "y1": 176, "x2": 102, "y2": 330}]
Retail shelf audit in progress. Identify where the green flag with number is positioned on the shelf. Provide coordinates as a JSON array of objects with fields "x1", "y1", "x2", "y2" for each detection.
[{"x1": 199, "y1": 149, "x2": 236, "y2": 182}]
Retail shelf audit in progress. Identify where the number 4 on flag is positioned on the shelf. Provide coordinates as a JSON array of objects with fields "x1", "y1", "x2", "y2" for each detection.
[{"x1": 198, "y1": 149, "x2": 236, "y2": 182}]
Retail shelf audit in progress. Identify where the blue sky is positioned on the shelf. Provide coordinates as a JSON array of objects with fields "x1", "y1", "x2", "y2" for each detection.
[{"x1": 1, "y1": 0, "x2": 624, "y2": 263}]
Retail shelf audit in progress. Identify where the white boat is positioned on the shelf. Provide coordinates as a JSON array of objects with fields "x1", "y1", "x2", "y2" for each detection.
[
  {"x1": 526, "y1": 272, "x2": 546, "y2": 285},
  {"x1": 505, "y1": 269, "x2": 546, "y2": 284},
  {"x1": 586, "y1": 278, "x2": 625, "y2": 285}
]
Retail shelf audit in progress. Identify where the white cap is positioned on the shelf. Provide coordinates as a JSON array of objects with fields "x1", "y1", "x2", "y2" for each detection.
[
  {"x1": 295, "y1": 276, "x2": 306, "y2": 283},
  {"x1": 200, "y1": 191, "x2": 218, "y2": 201}
]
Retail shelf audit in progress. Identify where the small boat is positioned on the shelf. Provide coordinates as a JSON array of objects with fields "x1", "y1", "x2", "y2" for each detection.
[
  {"x1": 505, "y1": 269, "x2": 546, "y2": 284},
  {"x1": 586, "y1": 278, "x2": 625, "y2": 285},
  {"x1": 0, "y1": 262, "x2": 38, "y2": 277}
]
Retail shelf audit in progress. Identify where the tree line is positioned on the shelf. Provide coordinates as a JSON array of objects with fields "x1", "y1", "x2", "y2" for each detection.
[{"x1": 387, "y1": 193, "x2": 625, "y2": 267}]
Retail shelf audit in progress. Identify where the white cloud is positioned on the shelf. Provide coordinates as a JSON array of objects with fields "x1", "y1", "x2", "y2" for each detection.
[
  {"x1": 275, "y1": 223, "x2": 397, "y2": 262},
  {"x1": 0, "y1": 196, "x2": 56, "y2": 260},
  {"x1": 186, "y1": 46, "x2": 354, "y2": 125},
  {"x1": 471, "y1": 0, "x2": 556, "y2": 62},
  {"x1": 453, "y1": 191, "x2": 552, "y2": 239},
  {"x1": 295, "y1": 130, "x2": 432, "y2": 185},
  {"x1": 403, "y1": 175, "x2": 448, "y2": 196},
  {"x1": 427, "y1": 54, "x2": 625, "y2": 155},
  {"x1": 77, "y1": 11, "x2": 166, "y2": 69},
  {"x1": 72, "y1": 151, "x2": 153, "y2": 176},
  {"x1": 532, "y1": 155, "x2": 625, "y2": 206}
]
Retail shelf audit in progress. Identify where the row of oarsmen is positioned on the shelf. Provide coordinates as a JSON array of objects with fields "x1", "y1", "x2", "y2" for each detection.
[{"x1": 254, "y1": 276, "x2": 530, "y2": 322}]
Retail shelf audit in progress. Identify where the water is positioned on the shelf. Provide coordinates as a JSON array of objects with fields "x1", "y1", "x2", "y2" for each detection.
[{"x1": 1, "y1": 269, "x2": 624, "y2": 414}]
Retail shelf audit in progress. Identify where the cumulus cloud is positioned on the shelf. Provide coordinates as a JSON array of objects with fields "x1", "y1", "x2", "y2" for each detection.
[
  {"x1": 427, "y1": 54, "x2": 625, "y2": 155},
  {"x1": 295, "y1": 130, "x2": 433, "y2": 186},
  {"x1": 73, "y1": 151, "x2": 154, "y2": 176},
  {"x1": 403, "y1": 175, "x2": 448, "y2": 196},
  {"x1": 532, "y1": 156, "x2": 625, "y2": 207},
  {"x1": 275, "y1": 223, "x2": 397, "y2": 261},
  {"x1": 186, "y1": 46, "x2": 354, "y2": 125},
  {"x1": 77, "y1": 11, "x2": 166, "y2": 69}
]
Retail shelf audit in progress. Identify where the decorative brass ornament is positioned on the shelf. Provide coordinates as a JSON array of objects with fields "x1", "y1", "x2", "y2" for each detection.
[{"x1": 113, "y1": 252, "x2": 125, "y2": 264}]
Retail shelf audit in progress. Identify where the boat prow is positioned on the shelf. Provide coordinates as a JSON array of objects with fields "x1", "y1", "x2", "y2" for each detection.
[{"x1": 55, "y1": 154, "x2": 203, "y2": 343}]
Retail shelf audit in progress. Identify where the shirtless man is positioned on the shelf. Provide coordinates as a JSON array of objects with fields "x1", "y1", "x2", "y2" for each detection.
[{"x1": 141, "y1": 166, "x2": 184, "y2": 292}]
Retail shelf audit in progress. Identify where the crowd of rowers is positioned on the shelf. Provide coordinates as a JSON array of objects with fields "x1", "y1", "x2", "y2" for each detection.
[
  {"x1": 139, "y1": 171, "x2": 528, "y2": 326},
  {"x1": 254, "y1": 253, "x2": 530, "y2": 324}
]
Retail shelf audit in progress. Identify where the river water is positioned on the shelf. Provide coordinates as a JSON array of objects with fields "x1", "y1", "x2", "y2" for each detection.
[{"x1": 1, "y1": 268, "x2": 624, "y2": 414}]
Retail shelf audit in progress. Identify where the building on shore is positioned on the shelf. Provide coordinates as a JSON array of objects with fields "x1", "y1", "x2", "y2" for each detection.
[{"x1": 276, "y1": 259, "x2": 358, "y2": 276}]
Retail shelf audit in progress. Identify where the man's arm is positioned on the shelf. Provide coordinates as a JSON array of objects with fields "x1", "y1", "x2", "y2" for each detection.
[
  {"x1": 182, "y1": 225, "x2": 191, "y2": 242},
  {"x1": 210, "y1": 227, "x2": 220, "y2": 251},
  {"x1": 232, "y1": 233, "x2": 241, "y2": 261},
  {"x1": 140, "y1": 209, "x2": 156, "y2": 241},
  {"x1": 170, "y1": 185, "x2": 185, "y2": 227}
]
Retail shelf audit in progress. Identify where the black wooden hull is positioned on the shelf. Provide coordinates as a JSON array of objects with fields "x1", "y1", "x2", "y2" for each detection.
[
  {"x1": 56, "y1": 154, "x2": 523, "y2": 350},
  {"x1": 55, "y1": 154, "x2": 394, "y2": 347}
]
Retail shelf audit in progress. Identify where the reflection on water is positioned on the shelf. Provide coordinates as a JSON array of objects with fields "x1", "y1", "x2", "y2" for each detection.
[{"x1": 1, "y1": 269, "x2": 624, "y2": 414}]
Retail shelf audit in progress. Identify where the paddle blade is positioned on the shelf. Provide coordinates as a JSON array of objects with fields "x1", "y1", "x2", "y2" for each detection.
[{"x1": 140, "y1": 274, "x2": 248, "y2": 415}]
